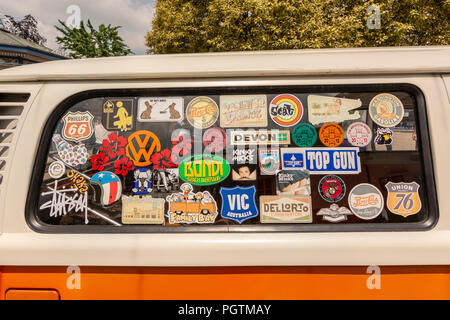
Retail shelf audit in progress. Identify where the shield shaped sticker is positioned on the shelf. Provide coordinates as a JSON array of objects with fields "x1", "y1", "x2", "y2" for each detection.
[
  {"x1": 220, "y1": 186, "x2": 259, "y2": 224},
  {"x1": 385, "y1": 181, "x2": 422, "y2": 217}
]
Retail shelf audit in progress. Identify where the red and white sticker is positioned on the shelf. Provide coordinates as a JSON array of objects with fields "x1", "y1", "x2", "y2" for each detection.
[
  {"x1": 62, "y1": 111, "x2": 94, "y2": 142},
  {"x1": 346, "y1": 122, "x2": 372, "y2": 147}
]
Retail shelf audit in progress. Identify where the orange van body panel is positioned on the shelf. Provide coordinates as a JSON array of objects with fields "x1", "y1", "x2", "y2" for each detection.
[{"x1": 1, "y1": 266, "x2": 450, "y2": 300}]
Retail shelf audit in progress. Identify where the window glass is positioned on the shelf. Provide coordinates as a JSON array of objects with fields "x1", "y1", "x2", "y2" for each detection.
[{"x1": 34, "y1": 86, "x2": 434, "y2": 231}]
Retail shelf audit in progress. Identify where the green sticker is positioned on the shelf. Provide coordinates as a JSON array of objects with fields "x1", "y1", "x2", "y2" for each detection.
[
  {"x1": 179, "y1": 154, "x2": 230, "y2": 186},
  {"x1": 291, "y1": 123, "x2": 317, "y2": 147}
]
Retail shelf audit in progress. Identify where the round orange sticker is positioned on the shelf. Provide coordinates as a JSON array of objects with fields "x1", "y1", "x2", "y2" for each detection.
[{"x1": 319, "y1": 123, "x2": 344, "y2": 147}]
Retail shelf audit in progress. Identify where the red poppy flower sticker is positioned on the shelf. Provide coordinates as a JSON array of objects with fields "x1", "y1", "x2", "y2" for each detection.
[
  {"x1": 90, "y1": 152, "x2": 110, "y2": 171},
  {"x1": 114, "y1": 156, "x2": 134, "y2": 176},
  {"x1": 151, "y1": 149, "x2": 177, "y2": 169}
]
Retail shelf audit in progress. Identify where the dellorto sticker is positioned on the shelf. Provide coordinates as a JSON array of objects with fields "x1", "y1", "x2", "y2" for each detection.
[
  {"x1": 102, "y1": 98, "x2": 135, "y2": 132},
  {"x1": 346, "y1": 122, "x2": 372, "y2": 147},
  {"x1": 260, "y1": 196, "x2": 312, "y2": 223},
  {"x1": 62, "y1": 111, "x2": 94, "y2": 142},
  {"x1": 385, "y1": 181, "x2": 422, "y2": 217},
  {"x1": 369, "y1": 93, "x2": 404, "y2": 127},
  {"x1": 178, "y1": 154, "x2": 230, "y2": 186},
  {"x1": 220, "y1": 95, "x2": 267, "y2": 127},
  {"x1": 220, "y1": 186, "x2": 259, "y2": 224},
  {"x1": 121, "y1": 195, "x2": 165, "y2": 224},
  {"x1": 185, "y1": 96, "x2": 219, "y2": 129},
  {"x1": 307, "y1": 95, "x2": 361, "y2": 125},
  {"x1": 166, "y1": 183, "x2": 218, "y2": 224},
  {"x1": 269, "y1": 94, "x2": 303, "y2": 127},
  {"x1": 230, "y1": 130, "x2": 290, "y2": 145},
  {"x1": 137, "y1": 97, "x2": 184, "y2": 122},
  {"x1": 348, "y1": 183, "x2": 384, "y2": 220}
]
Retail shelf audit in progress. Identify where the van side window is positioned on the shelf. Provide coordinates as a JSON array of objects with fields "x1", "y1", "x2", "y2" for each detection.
[{"x1": 29, "y1": 85, "x2": 437, "y2": 232}]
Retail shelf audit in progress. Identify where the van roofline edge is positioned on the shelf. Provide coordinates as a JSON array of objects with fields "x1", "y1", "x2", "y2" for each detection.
[{"x1": 0, "y1": 46, "x2": 448, "y2": 82}]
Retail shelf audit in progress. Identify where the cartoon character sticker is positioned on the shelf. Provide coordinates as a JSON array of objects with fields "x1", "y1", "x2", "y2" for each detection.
[
  {"x1": 102, "y1": 98, "x2": 135, "y2": 132},
  {"x1": 166, "y1": 183, "x2": 218, "y2": 224},
  {"x1": 385, "y1": 182, "x2": 422, "y2": 217},
  {"x1": 62, "y1": 111, "x2": 94, "y2": 142},
  {"x1": 374, "y1": 128, "x2": 393, "y2": 145},
  {"x1": 220, "y1": 186, "x2": 259, "y2": 224},
  {"x1": 269, "y1": 94, "x2": 303, "y2": 127},
  {"x1": 137, "y1": 97, "x2": 184, "y2": 122},
  {"x1": 132, "y1": 168, "x2": 152, "y2": 195}
]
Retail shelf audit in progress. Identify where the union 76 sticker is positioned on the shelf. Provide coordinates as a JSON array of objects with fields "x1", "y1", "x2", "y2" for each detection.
[{"x1": 385, "y1": 182, "x2": 422, "y2": 217}]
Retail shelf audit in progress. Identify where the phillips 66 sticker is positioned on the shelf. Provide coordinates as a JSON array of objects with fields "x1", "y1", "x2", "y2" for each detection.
[
  {"x1": 62, "y1": 111, "x2": 94, "y2": 142},
  {"x1": 385, "y1": 181, "x2": 422, "y2": 217}
]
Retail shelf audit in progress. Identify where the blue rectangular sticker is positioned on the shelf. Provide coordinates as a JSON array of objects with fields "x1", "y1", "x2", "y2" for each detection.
[
  {"x1": 303, "y1": 147, "x2": 361, "y2": 174},
  {"x1": 281, "y1": 148, "x2": 304, "y2": 170}
]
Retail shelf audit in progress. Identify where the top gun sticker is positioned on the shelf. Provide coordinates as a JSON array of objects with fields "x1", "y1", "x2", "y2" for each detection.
[
  {"x1": 62, "y1": 111, "x2": 94, "y2": 142},
  {"x1": 102, "y1": 98, "x2": 135, "y2": 132},
  {"x1": 186, "y1": 96, "x2": 219, "y2": 129},
  {"x1": 308, "y1": 95, "x2": 361, "y2": 125},
  {"x1": 369, "y1": 93, "x2": 404, "y2": 127},
  {"x1": 296, "y1": 147, "x2": 361, "y2": 175},
  {"x1": 220, "y1": 95, "x2": 267, "y2": 127},
  {"x1": 269, "y1": 94, "x2": 303, "y2": 127},
  {"x1": 385, "y1": 181, "x2": 422, "y2": 217},
  {"x1": 137, "y1": 97, "x2": 183, "y2": 122}
]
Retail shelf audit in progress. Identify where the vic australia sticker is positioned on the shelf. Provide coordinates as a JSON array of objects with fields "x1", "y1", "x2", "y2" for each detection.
[{"x1": 220, "y1": 186, "x2": 259, "y2": 224}]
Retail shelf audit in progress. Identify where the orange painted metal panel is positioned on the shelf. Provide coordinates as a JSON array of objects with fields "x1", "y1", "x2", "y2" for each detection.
[
  {"x1": 1, "y1": 266, "x2": 450, "y2": 300},
  {"x1": 5, "y1": 289, "x2": 60, "y2": 300}
]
